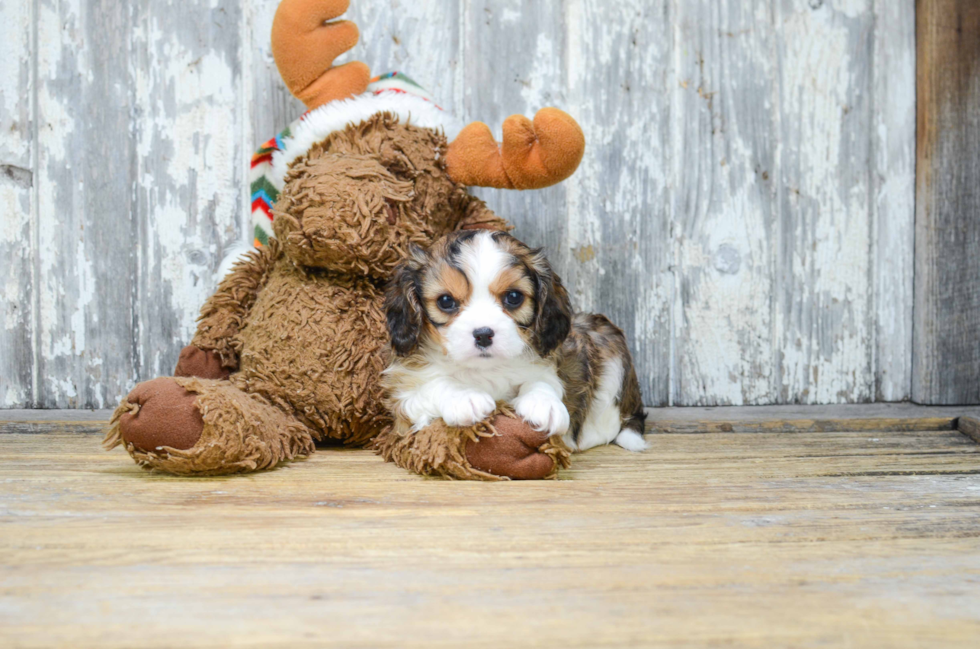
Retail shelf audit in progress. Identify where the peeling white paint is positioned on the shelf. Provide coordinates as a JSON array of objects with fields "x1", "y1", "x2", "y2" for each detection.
[
  {"x1": 562, "y1": 0, "x2": 673, "y2": 403},
  {"x1": 519, "y1": 33, "x2": 559, "y2": 111},
  {"x1": 134, "y1": 8, "x2": 244, "y2": 378},
  {"x1": 669, "y1": 0, "x2": 779, "y2": 406},
  {"x1": 833, "y1": 0, "x2": 871, "y2": 19},
  {"x1": 69, "y1": 239, "x2": 94, "y2": 356},
  {"x1": 35, "y1": 0, "x2": 90, "y2": 407},
  {"x1": 1, "y1": 0, "x2": 918, "y2": 408},
  {"x1": 137, "y1": 43, "x2": 237, "y2": 330},
  {"x1": 0, "y1": 184, "x2": 27, "y2": 247},
  {"x1": 501, "y1": 8, "x2": 520, "y2": 23},
  {"x1": 775, "y1": 2, "x2": 875, "y2": 404},
  {"x1": 873, "y1": 0, "x2": 916, "y2": 402}
]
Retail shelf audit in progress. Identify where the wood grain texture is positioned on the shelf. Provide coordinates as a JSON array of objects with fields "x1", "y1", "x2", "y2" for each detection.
[
  {"x1": 0, "y1": 0, "x2": 35, "y2": 408},
  {"x1": 2, "y1": 429, "x2": 979, "y2": 647},
  {"x1": 34, "y1": 0, "x2": 139, "y2": 408},
  {"x1": 960, "y1": 416, "x2": 980, "y2": 444},
  {"x1": 564, "y1": 0, "x2": 672, "y2": 406},
  {"x1": 25, "y1": 0, "x2": 246, "y2": 408},
  {"x1": 773, "y1": 0, "x2": 875, "y2": 404},
  {"x1": 1, "y1": 0, "x2": 924, "y2": 408},
  {"x1": 346, "y1": 0, "x2": 461, "y2": 108},
  {"x1": 913, "y1": 0, "x2": 980, "y2": 405},
  {"x1": 873, "y1": 0, "x2": 916, "y2": 402},
  {"x1": 132, "y1": 1, "x2": 245, "y2": 381},
  {"x1": 646, "y1": 401, "x2": 980, "y2": 434},
  {"x1": 7, "y1": 402, "x2": 980, "y2": 434},
  {"x1": 671, "y1": 0, "x2": 776, "y2": 405}
]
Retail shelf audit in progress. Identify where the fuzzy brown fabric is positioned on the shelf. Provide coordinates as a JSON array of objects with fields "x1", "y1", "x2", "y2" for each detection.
[
  {"x1": 104, "y1": 377, "x2": 316, "y2": 476},
  {"x1": 174, "y1": 345, "x2": 229, "y2": 380},
  {"x1": 373, "y1": 407, "x2": 571, "y2": 481},
  {"x1": 273, "y1": 115, "x2": 509, "y2": 280},
  {"x1": 231, "y1": 253, "x2": 391, "y2": 446},
  {"x1": 107, "y1": 114, "x2": 547, "y2": 478},
  {"x1": 193, "y1": 240, "x2": 282, "y2": 370}
]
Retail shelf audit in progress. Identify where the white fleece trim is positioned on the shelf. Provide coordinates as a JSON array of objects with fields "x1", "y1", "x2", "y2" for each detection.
[
  {"x1": 217, "y1": 241, "x2": 258, "y2": 283},
  {"x1": 270, "y1": 92, "x2": 459, "y2": 189}
]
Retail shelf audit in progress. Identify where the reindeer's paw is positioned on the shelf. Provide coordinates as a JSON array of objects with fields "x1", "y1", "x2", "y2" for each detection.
[
  {"x1": 118, "y1": 378, "x2": 205, "y2": 452},
  {"x1": 465, "y1": 415, "x2": 556, "y2": 480}
]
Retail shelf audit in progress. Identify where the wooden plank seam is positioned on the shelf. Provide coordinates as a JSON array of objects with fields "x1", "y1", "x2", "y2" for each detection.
[{"x1": 957, "y1": 416, "x2": 980, "y2": 445}]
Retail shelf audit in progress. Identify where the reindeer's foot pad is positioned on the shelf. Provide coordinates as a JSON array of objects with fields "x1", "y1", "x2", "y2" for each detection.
[
  {"x1": 374, "y1": 409, "x2": 571, "y2": 481},
  {"x1": 466, "y1": 415, "x2": 570, "y2": 480},
  {"x1": 104, "y1": 377, "x2": 315, "y2": 476},
  {"x1": 115, "y1": 377, "x2": 205, "y2": 452}
]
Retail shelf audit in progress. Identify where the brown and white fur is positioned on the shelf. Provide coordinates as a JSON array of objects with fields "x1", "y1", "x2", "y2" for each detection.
[{"x1": 383, "y1": 230, "x2": 647, "y2": 452}]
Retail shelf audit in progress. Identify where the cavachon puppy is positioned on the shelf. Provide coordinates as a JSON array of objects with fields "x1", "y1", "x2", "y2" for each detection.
[{"x1": 383, "y1": 230, "x2": 648, "y2": 452}]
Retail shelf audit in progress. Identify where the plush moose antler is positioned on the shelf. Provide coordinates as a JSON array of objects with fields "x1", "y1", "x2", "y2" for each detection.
[
  {"x1": 272, "y1": 0, "x2": 371, "y2": 109},
  {"x1": 445, "y1": 108, "x2": 586, "y2": 190},
  {"x1": 271, "y1": 0, "x2": 585, "y2": 190}
]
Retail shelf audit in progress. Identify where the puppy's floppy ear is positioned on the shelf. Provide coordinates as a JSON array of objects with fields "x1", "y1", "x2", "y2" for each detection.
[
  {"x1": 529, "y1": 249, "x2": 573, "y2": 356},
  {"x1": 385, "y1": 246, "x2": 428, "y2": 356}
]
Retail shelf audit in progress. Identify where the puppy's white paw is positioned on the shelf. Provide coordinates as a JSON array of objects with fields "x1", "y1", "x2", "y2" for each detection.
[
  {"x1": 397, "y1": 394, "x2": 433, "y2": 431},
  {"x1": 440, "y1": 391, "x2": 496, "y2": 427},
  {"x1": 514, "y1": 393, "x2": 570, "y2": 436},
  {"x1": 614, "y1": 428, "x2": 648, "y2": 452}
]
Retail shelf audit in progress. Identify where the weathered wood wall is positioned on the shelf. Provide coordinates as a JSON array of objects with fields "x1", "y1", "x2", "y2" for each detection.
[
  {"x1": 0, "y1": 0, "x2": 921, "y2": 408},
  {"x1": 913, "y1": 0, "x2": 980, "y2": 405}
]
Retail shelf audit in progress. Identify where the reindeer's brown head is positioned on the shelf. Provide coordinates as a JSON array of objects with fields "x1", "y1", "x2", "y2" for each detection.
[{"x1": 269, "y1": 0, "x2": 586, "y2": 279}]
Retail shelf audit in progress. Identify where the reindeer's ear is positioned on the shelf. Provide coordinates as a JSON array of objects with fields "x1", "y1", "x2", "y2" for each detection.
[
  {"x1": 385, "y1": 247, "x2": 428, "y2": 356},
  {"x1": 529, "y1": 250, "x2": 573, "y2": 356}
]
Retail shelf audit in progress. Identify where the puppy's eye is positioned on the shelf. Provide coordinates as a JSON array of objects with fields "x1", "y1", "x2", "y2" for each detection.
[
  {"x1": 437, "y1": 294, "x2": 457, "y2": 312},
  {"x1": 503, "y1": 290, "x2": 525, "y2": 309}
]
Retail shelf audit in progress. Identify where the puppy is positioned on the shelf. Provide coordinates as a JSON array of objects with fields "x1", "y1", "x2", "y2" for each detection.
[{"x1": 383, "y1": 230, "x2": 647, "y2": 452}]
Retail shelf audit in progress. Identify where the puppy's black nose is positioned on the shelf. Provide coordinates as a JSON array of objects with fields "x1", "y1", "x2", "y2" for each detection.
[{"x1": 473, "y1": 327, "x2": 495, "y2": 349}]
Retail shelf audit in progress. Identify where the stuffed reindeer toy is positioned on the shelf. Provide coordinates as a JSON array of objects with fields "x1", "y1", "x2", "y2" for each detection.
[{"x1": 104, "y1": 0, "x2": 586, "y2": 480}]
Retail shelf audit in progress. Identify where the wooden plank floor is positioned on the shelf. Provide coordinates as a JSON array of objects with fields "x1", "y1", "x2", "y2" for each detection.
[{"x1": 2, "y1": 409, "x2": 980, "y2": 648}]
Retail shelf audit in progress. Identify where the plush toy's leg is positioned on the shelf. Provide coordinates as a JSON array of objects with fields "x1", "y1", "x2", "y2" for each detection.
[
  {"x1": 373, "y1": 409, "x2": 571, "y2": 481},
  {"x1": 174, "y1": 345, "x2": 230, "y2": 380},
  {"x1": 103, "y1": 377, "x2": 316, "y2": 476}
]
